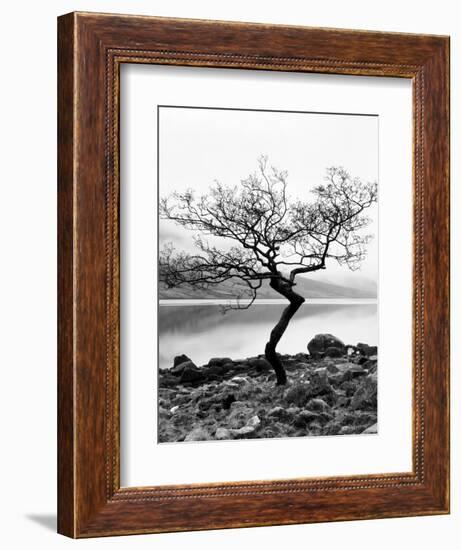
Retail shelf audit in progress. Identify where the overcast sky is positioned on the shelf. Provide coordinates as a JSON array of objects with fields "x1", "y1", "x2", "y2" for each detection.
[{"x1": 158, "y1": 106, "x2": 378, "y2": 284}]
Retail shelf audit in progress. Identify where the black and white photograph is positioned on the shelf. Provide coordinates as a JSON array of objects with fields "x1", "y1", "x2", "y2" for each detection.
[
  {"x1": 0, "y1": 1, "x2": 453, "y2": 546},
  {"x1": 157, "y1": 106, "x2": 379, "y2": 443}
]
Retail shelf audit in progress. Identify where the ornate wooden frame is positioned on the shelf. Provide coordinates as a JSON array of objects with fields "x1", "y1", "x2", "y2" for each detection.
[{"x1": 57, "y1": 12, "x2": 450, "y2": 538}]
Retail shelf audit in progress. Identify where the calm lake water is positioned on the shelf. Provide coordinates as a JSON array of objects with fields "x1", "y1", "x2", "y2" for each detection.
[{"x1": 158, "y1": 300, "x2": 378, "y2": 370}]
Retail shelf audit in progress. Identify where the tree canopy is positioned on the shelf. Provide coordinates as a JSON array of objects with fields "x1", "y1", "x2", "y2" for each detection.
[{"x1": 159, "y1": 156, "x2": 377, "y2": 308}]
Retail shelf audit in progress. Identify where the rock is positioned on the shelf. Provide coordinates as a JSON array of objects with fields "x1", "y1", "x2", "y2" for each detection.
[
  {"x1": 324, "y1": 346, "x2": 344, "y2": 358},
  {"x1": 327, "y1": 363, "x2": 367, "y2": 384},
  {"x1": 229, "y1": 362, "x2": 247, "y2": 372},
  {"x1": 158, "y1": 347, "x2": 378, "y2": 444},
  {"x1": 208, "y1": 357, "x2": 232, "y2": 367},
  {"x1": 230, "y1": 425, "x2": 257, "y2": 439},
  {"x1": 228, "y1": 404, "x2": 254, "y2": 429},
  {"x1": 196, "y1": 397, "x2": 216, "y2": 412},
  {"x1": 173, "y1": 354, "x2": 192, "y2": 368},
  {"x1": 229, "y1": 416, "x2": 260, "y2": 439},
  {"x1": 293, "y1": 352, "x2": 310, "y2": 362},
  {"x1": 367, "y1": 363, "x2": 378, "y2": 375},
  {"x1": 294, "y1": 410, "x2": 320, "y2": 428},
  {"x1": 268, "y1": 406, "x2": 293, "y2": 421},
  {"x1": 206, "y1": 362, "x2": 232, "y2": 376},
  {"x1": 229, "y1": 400, "x2": 247, "y2": 409},
  {"x1": 336, "y1": 396, "x2": 350, "y2": 407},
  {"x1": 306, "y1": 398, "x2": 331, "y2": 413},
  {"x1": 246, "y1": 415, "x2": 261, "y2": 429},
  {"x1": 356, "y1": 343, "x2": 378, "y2": 357},
  {"x1": 215, "y1": 427, "x2": 231, "y2": 440},
  {"x1": 363, "y1": 356, "x2": 378, "y2": 373},
  {"x1": 362, "y1": 423, "x2": 378, "y2": 434},
  {"x1": 340, "y1": 364, "x2": 367, "y2": 382},
  {"x1": 350, "y1": 373, "x2": 378, "y2": 410},
  {"x1": 230, "y1": 376, "x2": 249, "y2": 384},
  {"x1": 284, "y1": 383, "x2": 312, "y2": 407},
  {"x1": 313, "y1": 367, "x2": 329, "y2": 377},
  {"x1": 307, "y1": 334, "x2": 345, "y2": 357},
  {"x1": 172, "y1": 359, "x2": 198, "y2": 376},
  {"x1": 248, "y1": 357, "x2": 272, "y2": 371},
  {"x1": 158, "y1": 406, "x2": 170, "y2": 416},
  {"x1": 341, "y1": 380, "x2": 360, "y2": 396},
  {"x1": 158, "y1": 373, "x2": 180, "y2": 387},
  {"x1": 308, "y1": 370, "x2": 337, "y2": 401},
  {"x1": 185, "y1": 427, "x2": 211, "y2": 441},
  {"x1": 296, "y1": 362, "x2": 312, "y2": 370},
  {"x1": 325, "y1": 362, "x2": 340, "y2": 374},
  {"x1": 338, "y1": 425, "x2": 360, "y2": 435},
  {"x1": 348, "y1": 365, "x2": 367, "y2": 376},
  {"x1": 179, "y1": 363, "x2": 206, "y2": 383},
  {"x1": 222, "y1": 394, "x2": 236, "y2": 410}
]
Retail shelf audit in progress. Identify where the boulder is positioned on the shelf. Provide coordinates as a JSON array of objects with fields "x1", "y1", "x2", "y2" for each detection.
[
  {"x1": 179, "y1": 363, "x2": 206, "y2": 383},
  {"x1": 307, "y1": 334, "x2": 345, "y2": 357},
  {"x1": 171, "y1": 359, "x2": 197, "y2": 376},
  {"x1": 173, "y1": 354, "x2": 192, "y2": 367}
]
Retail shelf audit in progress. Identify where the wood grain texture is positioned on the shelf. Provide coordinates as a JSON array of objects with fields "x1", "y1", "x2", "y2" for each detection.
[
  {"x1": 57, "y1": 12, "x2": 75, "y2": 537},
  {"x1": 57, "y1": 11, "x2": 450, "y2": 538}
]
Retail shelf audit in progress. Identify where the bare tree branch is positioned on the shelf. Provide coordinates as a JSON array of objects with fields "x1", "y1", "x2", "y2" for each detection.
[{"x1": 159, "y1": 157, "x2": 377, "y2": 384}]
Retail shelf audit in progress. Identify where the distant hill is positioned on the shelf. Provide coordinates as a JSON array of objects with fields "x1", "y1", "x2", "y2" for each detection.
[{"x1": 159, "y1": 274, "x2": 377, "y2": 300}]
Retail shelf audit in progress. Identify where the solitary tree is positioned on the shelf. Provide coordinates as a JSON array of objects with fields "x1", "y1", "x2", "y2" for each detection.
[{"x1": 159, "y1": 156, "x2": 377, "y2": 385}]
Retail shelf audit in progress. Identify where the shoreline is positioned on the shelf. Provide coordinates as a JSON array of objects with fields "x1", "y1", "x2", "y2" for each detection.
[
  {"x1": 159, "y1": 298, "x2": 377, "y2": 306},
  {"x1": 158, "y1": 340, "x2": 378, "y2": 443}
]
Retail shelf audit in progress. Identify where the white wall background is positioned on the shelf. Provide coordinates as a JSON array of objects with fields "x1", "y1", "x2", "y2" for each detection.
[{"x1": 0, "y1": 1, "x2": 457, "y2": 548}]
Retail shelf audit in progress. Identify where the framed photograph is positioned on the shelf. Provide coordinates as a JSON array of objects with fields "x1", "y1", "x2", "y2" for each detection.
[{"x1": 58, "y1": 12, "x2": 450, "y2": 537}]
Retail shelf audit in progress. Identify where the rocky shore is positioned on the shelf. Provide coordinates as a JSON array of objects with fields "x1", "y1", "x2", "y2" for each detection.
[{"x1": 158, "y1": 334, "x2": 378, "y2": 443}]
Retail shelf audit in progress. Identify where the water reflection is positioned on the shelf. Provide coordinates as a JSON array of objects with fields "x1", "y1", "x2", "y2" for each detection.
[{"x1": 158, "y1": 303, "x2": 377, "y2": 370}]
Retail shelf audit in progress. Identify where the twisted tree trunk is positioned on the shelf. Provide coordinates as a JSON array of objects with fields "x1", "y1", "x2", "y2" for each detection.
[{"x1": 265, "y1": 278, "x2": 305, "y2": 385}]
